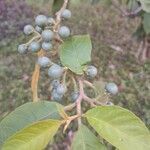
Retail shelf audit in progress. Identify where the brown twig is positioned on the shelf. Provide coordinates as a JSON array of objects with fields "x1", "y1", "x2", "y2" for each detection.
[
  {"x1": 76, "y1": 78, "x2": 84, "y2": 126},
  {"x1": 54, "y1": 0, "x2": 69, "y2": 32},
  {"x1": 64, "y1": 102, "x2": 76, "y2": 111}
]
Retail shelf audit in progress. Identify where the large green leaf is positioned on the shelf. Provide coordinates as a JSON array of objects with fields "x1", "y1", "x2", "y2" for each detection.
[
  {"x1": 60, "y1": 35, "x2": 92, "y2": 74},
  {"x1": 0, "y1": 101, "x2": 64, "y2": 147},
  {"x1": 2, "y1": 119, "x2": 62, "y2": 150},
  {"x1": 143, "y1": 13, "x2": 150, "y2": 34},
  {"x1": 138, "y1": 0, "x2": 150, "y2": 12},
  {"x1": 85, "y1": 106, "x2": 150, "y2": 150},
  {"x1": 71, "y1": 124, "x2": 107, "y2": 150}
]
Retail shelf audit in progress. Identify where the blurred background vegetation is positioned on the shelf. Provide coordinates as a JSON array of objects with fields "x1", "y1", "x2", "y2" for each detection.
[{"x1": 0, "y1": 0, "x2": 150, "y2": 147}]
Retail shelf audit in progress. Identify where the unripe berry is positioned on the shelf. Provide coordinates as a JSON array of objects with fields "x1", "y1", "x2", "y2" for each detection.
[
  {"x1": 58, "y1": 26, "x2": 70, "y2": 38},
  {"x1": 61, "y1": 9, "x2": 71, "y2": 19},
  {"x1": 48, "y1": 64, "x2": 64, "y2": 79},
  {"x1": 56, "y1": 84, "x2": 67, "y2": 95},
  {"x1": 18, "y1": 44, "x2": 28, "y2": 54},
  {"x1": 23, "y1": 25, "x2": 34, "y2": 35},
  {"x1": 42, "y1": 30, "x2": 54, "y2": 42},
  {"x1": 37, "y1": 56, "x2": 51, "y2": 67},
  {"x1": 51, "y1": 89, "x2": 63, "y2": 101},
  {"x1": 86, "y1": 65, "x2": 97, "y2": 78},
  {"x1": 35, "y1": 15, "x2": 47, "y2": 27},
  {"x1": 29, "y1": 41, "x2": 41, "y2": 52},
  {"x1": 47, "y1": 17, "x2": 55, "y2": 25},
  {"x1": 42, "y1": 42, "x2": 52, "y2": 51},
  {"x1": 71, "y1": 91, "x2": 79, "y2": 101},
  {"x1": 105, "y1": 82, "x2": 118, "y2": 95},
  {"x1": 35, "y1": 26, "x2": 42, "y2": 33}
]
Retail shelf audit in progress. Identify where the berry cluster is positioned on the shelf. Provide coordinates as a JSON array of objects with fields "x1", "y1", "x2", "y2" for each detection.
[
  {"x1": 18, "y1": 9, "x2": 72, "y2": 54},
  {"x1": 17, "y1": 9, "x2": 73, "y2": 100},
  {"x1": 18, "y1": 8, "x2": 118, "y2": 103}
]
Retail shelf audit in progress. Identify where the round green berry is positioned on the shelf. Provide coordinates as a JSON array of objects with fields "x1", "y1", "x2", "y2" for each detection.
[
  {"x1": 61, "y1": 9, "x2": 71, "y2": 19},
  {"x1": 29, "y1": 41, "x2": 41, "y2": 52},
  {"x1": 23, "y1": 25, "x2": 34, "y2": 35},
  {"x1": 41, "y1": 30, "x2": 54, "y2": 42},
  {"x1": 105, "y1": 82, "x2": 118, "y2": 95},
  {"x1": 18, "y1": 44, "x2": 28, "y2": 54},
  {"x1": 37, "y1": 56, "x2": 51, "y2": 68},
  {"x1": 35, "y1": 15, "x2": 47, "y2": 27},
  {"x1": 42, "y1": 42, "x2": 52, "y2": 51},
  {"x1": 48, "y1": 64, "x2": 64, "y2": 79},
  {"x1": 58, "y1": 26, "x2": 70, "y2": 38}
]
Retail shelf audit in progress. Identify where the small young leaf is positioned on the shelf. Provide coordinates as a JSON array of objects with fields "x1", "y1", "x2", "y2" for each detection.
[
  {"x1": 0, "y1": 101, "x2": 64, "y2": 147},
  {"x1": 85, "y1": 106, "x2": 150, "y2": 150},
  {"x1": 2, "y1": 119, "x2": 62, "y2": 150},
  {"x1": 143, "y1": 13, "x2": 150, "y2": 34},
  {"x1": 60, "y1": 35, "x2": 92, "y2": 74},
  {"x1": 71, "y1": 124, "x2": 107, "y2": 150}
]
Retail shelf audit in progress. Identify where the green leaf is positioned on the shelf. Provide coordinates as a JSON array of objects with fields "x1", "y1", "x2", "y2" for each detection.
[
  {"x1": 60, "y1": 35, "x2": 92, "y2": 74},
  {"x1": 85, "y1": 106, "x2": 150, "y2": 150},
  {"x1": 143, "y1": 13, "x2": 150, "y2": 34},
  {"x1": 138, "y1": 0, "x2": 150, "y2": 12},
  {"x1": 127, "y1": 0, "x2": 139, "y2": 11},
  {"x1": 52, "y1": 0, "x2": 64, "y2": 14},
  {"x1": 0, "y1": 101, "x2": 64, "y2": 147},
  {"x1": 2, "y1": 119, "x2": 62, "y2": 150},
  {"x1": 71, "y1": 124, "x2": 107, "y2": 150}
]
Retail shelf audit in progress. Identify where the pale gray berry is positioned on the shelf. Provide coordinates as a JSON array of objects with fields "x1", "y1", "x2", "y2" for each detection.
[
  {"x1": 41, "y1": 30, "x2": 54, "y2": 42},
  {"x1": 35, "y1": 15, "x2": 47, "y2": 27},
  {"x1": 56, "y1": 84, "x2": 67, "y2": 95},
  {"x1": 86, "y1": 65, "x2": 97, "y2": 78},
  {"x1": 105, "y1": 82, "x2": 118, "y2": 95},
  {"x1": 23, "y1": 25, "x2": 34, "y2": 35},
  {"x1": 37, "y1": 56, "x2": 51, "y2": 67},
  {"x1": 18, "y1": 44, "x2": 28, "y2": 54},
  {"x1": 61, "y1": 9, "x2": 71, "y2": 19},
  {"x1": 51, "y1": 80, "x2": 60, "y2": 89},
  {"x1": 42, "y1": 42, "x2": 52, "y2": 51},
  {"x1": 51, "y1": 89, "x2": 63, "y2": 101},
  {"x1": 48, "y1": 64, "x2": 64, "y2": 79},
  {"x1": 29, "y1": 41, "x2": 41, "y2": 52},
  {"x1": 58, "y1": 26, "x2": 70, "y2": 38}
]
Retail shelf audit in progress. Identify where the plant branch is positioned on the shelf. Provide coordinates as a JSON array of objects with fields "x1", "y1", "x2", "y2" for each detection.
[
  {"x1": 76, "y1": 78, "x2": 84, "y2": 126},
  {"x1": 64, "y1": 102, "x2": 76, "y2": 111},
  {"x1": 54, "y1": 0, "x2": 69, "y2": 32}
]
